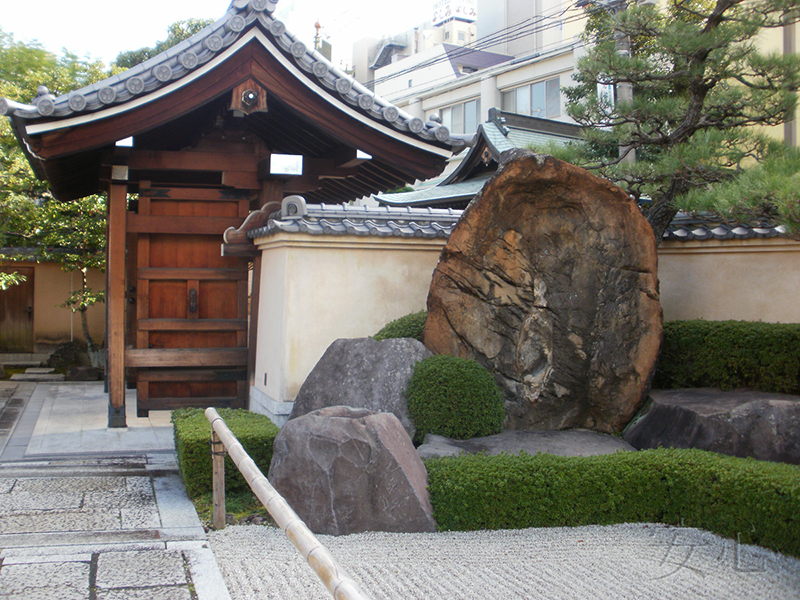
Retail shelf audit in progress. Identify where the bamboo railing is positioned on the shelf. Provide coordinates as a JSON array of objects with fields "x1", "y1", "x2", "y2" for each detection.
[{"x1": 204, "y1": 408, "x2": 373, "y2": 600}]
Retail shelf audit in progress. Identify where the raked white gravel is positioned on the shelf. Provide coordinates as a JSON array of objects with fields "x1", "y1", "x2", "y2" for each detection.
[{"x1": 208, "y1": 523, "x2": 800, "y2": 600}]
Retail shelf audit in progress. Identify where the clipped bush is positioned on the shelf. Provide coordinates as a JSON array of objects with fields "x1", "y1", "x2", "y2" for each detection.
[
  {"x1": 172, "y1": 407, "x2": 280, "y2": 499},
  {"x1": 372, "y1": 310, "x2": 428, "y2": 341},
  {"x1": 653, "y1": 320, "x2": 800, "y2": 393},
  {"x1": 425, "y1": 448, "x2": 800, "y2": 558},
  {"x1": 406, "y1": 354, "x2": 505, "y2": 443}
]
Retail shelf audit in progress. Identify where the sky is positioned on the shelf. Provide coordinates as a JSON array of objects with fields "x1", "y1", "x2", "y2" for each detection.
[{"x1": 2, "y1": 0, "x2": 435, "y2": 69}]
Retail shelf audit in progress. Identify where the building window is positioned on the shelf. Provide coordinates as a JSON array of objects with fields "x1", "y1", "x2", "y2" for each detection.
[
  {"x1": 502, "y1": 76, "x2": 561, "y2": 118},
  {"x1": 458, "y1": 31, "x2": 466, "y2": 42},
  {"x1": 440, "y1": 98, "x2": 481, "y2": 134}
]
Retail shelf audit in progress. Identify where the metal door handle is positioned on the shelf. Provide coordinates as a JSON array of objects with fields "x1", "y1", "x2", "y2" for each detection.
[{"x1": 188, "y1": 289, "x2": 198, "y2": 314}]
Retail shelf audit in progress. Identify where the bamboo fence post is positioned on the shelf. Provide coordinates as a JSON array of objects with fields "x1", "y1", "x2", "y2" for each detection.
[
  {"x1": 204, "y1": 407, "x2": 372, "y2": 600},
  {"x1": 211, "y1": 428, "x2": 227, "y2": 530}
]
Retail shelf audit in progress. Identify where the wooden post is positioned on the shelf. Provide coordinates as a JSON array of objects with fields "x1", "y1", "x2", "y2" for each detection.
[
  {"x1": 107, "y1": 178, "x2": 128, "y2": 427},
  {"x1": 205, "y1": 408, "x2": 372, "y2": 600},
  {"x1": 211, "y1": 429, "x2": 227, "y2": 530}
]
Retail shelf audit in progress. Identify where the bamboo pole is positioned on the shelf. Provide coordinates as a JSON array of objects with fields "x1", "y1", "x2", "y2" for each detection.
[
  {"x1": 205, "y1": 408, "x2": 373, "y2": 600},
  {"x1": 211, "y1": 429, "x2": 226, "y2": 530}
]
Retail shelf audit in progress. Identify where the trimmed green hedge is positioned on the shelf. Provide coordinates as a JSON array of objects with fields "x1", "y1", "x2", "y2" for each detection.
[
  {"x1": 407, "y1": 354, "x2": 505, "y2": 444},
  {"x1": 372, "y1": 310, "x2": 428, "y2": 341},
  {"x1": 653, "y1": 320, "x2": 800, "y2": 393},
  {"x1": 172, "y1": 408, "x2": 280, "y2": 499},
  {"x1": 425, "y1": 448, "x2": 800, "y2": 557}
]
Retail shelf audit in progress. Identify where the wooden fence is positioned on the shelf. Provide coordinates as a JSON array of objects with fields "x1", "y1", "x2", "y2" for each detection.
[{"x1": 205, "y1": 408, "x2": 373, "y2": 600}]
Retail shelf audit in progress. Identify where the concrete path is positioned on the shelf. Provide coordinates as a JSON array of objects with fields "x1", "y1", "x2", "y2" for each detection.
[{"x1": 0, "y1": 381, "x2": 230, "y2": 600}]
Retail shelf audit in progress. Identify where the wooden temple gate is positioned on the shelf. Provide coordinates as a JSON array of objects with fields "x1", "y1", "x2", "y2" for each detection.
[
  {"x1": 1, "y1": 1, "x2": 458, "y2": 426},
  {"x1": 105, "y1": 139, "x2": 269, "y2": 419}
]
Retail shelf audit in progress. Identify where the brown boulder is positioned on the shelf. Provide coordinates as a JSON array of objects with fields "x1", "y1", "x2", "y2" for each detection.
[
  {"x1": 268, "y1": 406, "x2": 436, "y2": 535},
  {"x1": 424, "y1": 150, "x2": 662, "y2": 433}
]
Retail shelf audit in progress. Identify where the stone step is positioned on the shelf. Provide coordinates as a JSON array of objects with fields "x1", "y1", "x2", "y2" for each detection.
[
  {"x1": 9, "y1": 373, "x2": 65, "y2": 382},
  {"x1": 0, "y1": 354, "x2": 50, "y2": 367}
]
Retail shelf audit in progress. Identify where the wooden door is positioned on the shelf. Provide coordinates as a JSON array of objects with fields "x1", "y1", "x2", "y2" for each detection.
[
  {"x1": 0, "y1": 267, "x2": 35, "y2": 353},
  {"x1": 126, "y1": 186, "x2": 251, "y2": 415}
]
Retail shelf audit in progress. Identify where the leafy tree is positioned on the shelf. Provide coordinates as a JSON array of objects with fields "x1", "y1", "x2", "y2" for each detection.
[
  {"x1": 564, "y1": 0, "x2": 800, "y2": 242},
  {"x1": 0, "y1": 31, "x2": 108, "y2": 353},
  {"x1": 2, "y1": 20, "x2": 209, "y2": 353},
  {"x1": 113, "y1": 18, "x2": 213, "y2": 70}
]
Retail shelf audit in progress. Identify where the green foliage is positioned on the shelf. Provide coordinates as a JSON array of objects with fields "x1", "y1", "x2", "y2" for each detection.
[
  {"x1": 191, "y1": 490, "x2": 272, "y2": 528},
  {"x1": 425, "y1": 448, "x2": 800, "y2": 557},
  {"x1": 653, "y1": 320, "x2": 800, "y2": 393},
  {"x1": 678, "y1": 142, "x2": 800, "y2": 236},
  {"x1": 372, "y1": 310, "x2": 427, "y2": 341},
  {"x1": 0, "y1": 271, "x2": 25, "y2": 290},
  {"x1": 383, "y1": 185, "x2": 415, "y2": 194},
  {"x1": 113, "y1": 19, "x2": 213, "y2": 70},
  {"x1": 406, "y1": 355, "x2": 505, "y2": 444},
  {"x1": 564, "y1": 1, "x2": 800, "y2": 240},
  {"x1": 171, "y1": 408, "x2": 280, "y2": 499}
]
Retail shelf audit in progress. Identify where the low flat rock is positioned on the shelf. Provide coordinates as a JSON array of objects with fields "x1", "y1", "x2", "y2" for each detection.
[
  {"x1": 623, "y1": 388, "x2": 800, "y2": 464},
  {"x1": 417, "y1": 429, "x2": 635, "y2": 460}
]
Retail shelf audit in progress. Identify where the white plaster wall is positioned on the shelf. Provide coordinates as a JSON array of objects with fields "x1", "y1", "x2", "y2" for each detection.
[
  {"x1": 658, "y1": 238, "x2": 800, "y2": 323},
  {"x1": 250, "y1": 233, "x2": 447, "y2": 423}
]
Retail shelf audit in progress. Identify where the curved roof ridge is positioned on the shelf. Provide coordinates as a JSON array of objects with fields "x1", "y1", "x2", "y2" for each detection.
[{"x1": 0, "y1": 0, "x2": 464, "y2": 150}]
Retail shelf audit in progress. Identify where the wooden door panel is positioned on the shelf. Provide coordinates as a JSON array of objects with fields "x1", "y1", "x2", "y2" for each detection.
[
  {"x1": 199, "y1": 281, "x2": 239, "y2": 319},
  {"x1": 0, "y1": 267, "x2": 34, "y2": 352},
  {"x1": 149, "y1": 281, "x2": 189, "y2": 319},
  {"x1": 130, "y1": 189, "x2": 249, "y2": 415},
  {"x1": 150, "y1": 234, "x2": 239, "y2": 269},
  {"x1": 149, "y1": 331, "x2": 238, "y2": 349},
  {"x1": 151, "y1": 380, "x2": 236, "y2": 399},
  {"x1": 150, "y1": 200, "x2": 239, "y2": 218}
]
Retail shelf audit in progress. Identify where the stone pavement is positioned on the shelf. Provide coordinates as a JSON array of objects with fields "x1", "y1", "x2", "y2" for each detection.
[{"x1": 0, "y1": 381, "x2": 231, "y2": 600}]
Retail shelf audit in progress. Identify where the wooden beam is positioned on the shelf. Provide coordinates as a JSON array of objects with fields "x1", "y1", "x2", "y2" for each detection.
[
  {"x1": 137, "y1": 368, "x2": 247, "y2": 382},
  {"x1": 138, "y1": 268, "x2": 248, "y2": 281},
  {"x1": 141, "y1": 187, "x2": 254, "y2": 201},
  {"x1": 125, "y1": 347, "x2": 248, "y2": 368},
  {"x1": 138, "y1": 396, "x2": 244, "y2": 410},
  {"x1": 107, "y1": 183, "x2": 128, "y2": 427},
  {"x1": 221, "y1": 243, "x2": 259, "y2": 258},
  {"x1": 222, "y1": 170, "x2": 260, "y2": 189},
  {"x1": 248, "y1": 254, "x2": 262, "y2": 391},
  {"x1": 128, "y1": 150, "x2": 259, "y2": 173},
  {"x1": 128, "y1": 214, "x2": 243, "y2": 235},
  {"x1": 138, "y1": 319, "x2": 247, "y2": 331}
]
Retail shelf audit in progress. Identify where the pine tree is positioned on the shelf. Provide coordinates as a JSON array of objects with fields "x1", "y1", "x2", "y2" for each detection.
[{"x1": 564, "y1": 0, "x2": 800, "y2": 241}]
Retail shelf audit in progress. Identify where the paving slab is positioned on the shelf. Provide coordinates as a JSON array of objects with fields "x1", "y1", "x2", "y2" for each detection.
[{"x1": 0, "y1": 383, "x2": 231, "y2": 600}]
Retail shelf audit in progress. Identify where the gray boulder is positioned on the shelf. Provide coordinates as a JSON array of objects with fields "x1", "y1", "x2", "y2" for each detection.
[
  {"x1": 623, "y1": 388, "x2": 800, "y2": 464},
  {"x1": 269, "y1": 405, "x2": 436, "y2": 535},
  {"x1": 289, "y1": 337, "x2": 432, "y2": 439},
  {"x1": 418, "y1": 429, "x2": 635, "y2": 460}
]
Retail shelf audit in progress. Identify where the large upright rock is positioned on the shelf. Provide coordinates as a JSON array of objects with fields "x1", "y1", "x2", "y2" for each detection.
[
  {"x1": 288, "y1": 337, "x2": 431, "y2": 439},
  {"x1": 424, "y1": 150, "x2": 662, "y2": 433},
  {"x1": 269, "y1": 406, "x2": 437, "y2": 535}
]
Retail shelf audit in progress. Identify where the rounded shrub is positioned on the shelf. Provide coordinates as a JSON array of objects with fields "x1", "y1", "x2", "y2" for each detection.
[
  {"x1": 372, "y1": 310, "x2": 427, "y2": 341},
  {"x1": 406, "y1": 354, "x2": 505, "y2": 443}
]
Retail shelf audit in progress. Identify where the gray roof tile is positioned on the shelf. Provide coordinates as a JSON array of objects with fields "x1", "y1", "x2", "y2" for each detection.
[
  {"x1": 0, "y1": 0, "x2": 465, "y2": 150},
  {"x1": 248, "y1": 200, "x2": 463, "y2": 240}
]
